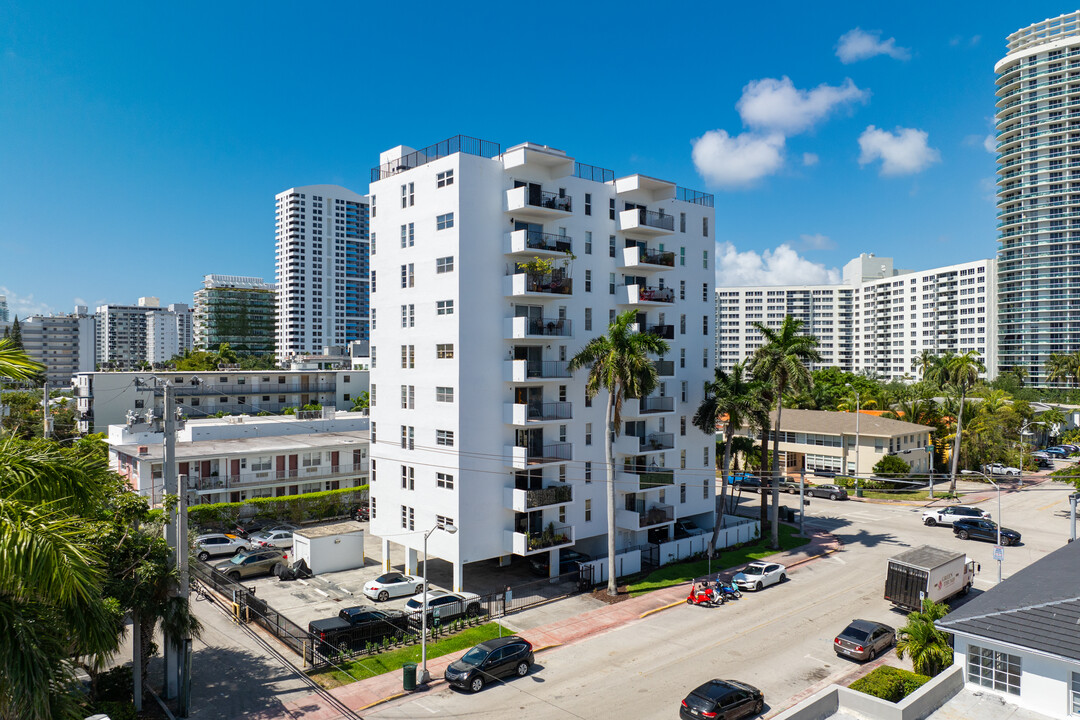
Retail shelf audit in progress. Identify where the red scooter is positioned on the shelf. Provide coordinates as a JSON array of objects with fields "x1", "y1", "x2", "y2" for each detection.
[{"x1": 686, "y1": 581, "x2": 725, "y2": 607}]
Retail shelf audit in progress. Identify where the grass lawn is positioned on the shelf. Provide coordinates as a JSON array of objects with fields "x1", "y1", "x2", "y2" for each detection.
[
  {"x1": 859, "y1": 490, "x2": 935, "y2": 501},
  {"x1": 627, "y1": 524, "x2": 808, "y2": 597},
  {"x1": 311, "y1": 622, "x2": 512, "y2": 687}
]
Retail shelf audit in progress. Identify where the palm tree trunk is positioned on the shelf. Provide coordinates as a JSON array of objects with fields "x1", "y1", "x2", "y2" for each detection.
[
  {"x1": 604, "y1": 390, "x2": 618, "y2": 596},
  {"x1": 758, "y1": 426, "x2": 769, "y2": 529},
  {"x1": 948, "y1": 390, "x2": 965, "y2": 494},
  {"x1": 708, "y1": 428, "x2": 733, "y2": 556},
  {"x1": 770, "y1": 396, "x2": 783, "y2": 549}
]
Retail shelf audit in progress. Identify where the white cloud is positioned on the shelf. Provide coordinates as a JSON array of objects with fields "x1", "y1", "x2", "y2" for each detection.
[
  {"x1": 983, "y1": 134, "x2": 996, "y2": 153},
  {"x1": 0, "y1": 287, "x2": 55, "y2": 318},
  {"x1": 691, "y1": 130, "x2": 786, "y2": 188},
  {"x1": 802, "y1": 152, "x2": 819, "y2": 166},
  {"x1": 736, "y1": 77, "x2": 868, "y2": 135},
  {"x1": 857, "y1": 125, "x2": 941, "y2": 176},
  {"x1": 799, "y1": 233, "x2": 835, "y2": 250},
  {"x1": 836, "y1": 28, "x2": 911, "y2": 64},
  {"x1": 715, "y1": 242, "x2": 841, "y2": 286}
]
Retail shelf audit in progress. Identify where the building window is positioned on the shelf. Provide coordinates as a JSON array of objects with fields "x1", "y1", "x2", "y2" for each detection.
[
  {"x1": 435, "y1": 514, "x2": 454, "y2": 529},
  {"x1": 370, "y1": 384, "x2": 376, "y2": 407},
  {"x1": 681, "y1": 381, "x2": 688, "y2": 402},
  {"x1": 680, "y1": 483, "x2": 686, "y2": 503},
  {"x1": 436, "y1": 386, "x2": 454, "y2": 402},
  {"x1": 680, "y1": 450, "x2": 686, "y2": 469},
  {"x1": 680, "y1": 247, "x2": 686, "y2": 266},
  {"x1": 302, "y1": 452, "x2": 321, "y2": 467},
  {"x1": 400, "y1": 384, "x2": 415, "y2": 409},
  {"x1": 704, "y1": 446, "x2": 710, "y2": 467},
  {"x1": 585, "y1": 307, "x2": 592, "y2": 331},
  {"x1": 436, "y1": 429, "x2": 454, "y2": 446},
  {"x1": 703, "y1": 283, "x2": 709, "y2": 302},
  {"x1": 584, "y1": 193, "x2": 592, "y2": 215},
  {"x1": 609, "y1": 235, "x2": 616, "y2": 258},
  {"x1": 437, "y1": 472, "x2": 454, "y2": 489},
  {"x1": 609, "y1": 272, "x2": 615, "y2": 295},
  {"x1": 680, "y1": 280, "x2": 686, "y2": 300},
  {"x1": 437, "y1": 169, "x2": 454, "y2": 187},
  {"x1": 703, "y1": 217, "x2": 709, "y2": 237},
  {"x1": 437, "y1": 300, "x2": 454, "y2": 315},
  {"x1": 371, "y1": 496, "x2": 376, "y2": 518},
  {"x1": 585, "y1": 422, "x2": 592, "y2": 445},
  {"x1": 680, "y1": 315, "x2": 686, "y2": 335},
  {"x1": 400, "y1": 223, "x2": 414, "y2": 248},
  {"x1": 680, "y1": 416, "x2": 687, "y2": 436},
  {"x1": 436, "y1": 256, "x2": 454, "y2": 273},
  {"x1": 585, "y1": 270, "x2": 592, "y2": 292},
  {"x1": 585, "y1": 498, "x2": 592, "y2": 521},
  {"x1": 609, "y1": 198, "x2": 615, "y2": 220},
  {"x1": 703, "y1": 250, "x2": 709, "y2": 269},
  {"x1": 703, "y1": 315, "x2": 708, "y2": 335},
  {"x1": 680, "y1": 212, "x2": 686, "y2": 233},
  {"x1": 401, "y1": 465, "x2": 415, "y2": 490},
  {"x1": 703, "y1": 479, "x2": 708, "y2": 499},
  {"x1": 436, "y1": 212, "x2": 454, "y2": 230},
  {"x1": 585, "y1": 462, "x2": 592, "y2": 482},
  {"x1": 680, "y1": 348, "x2": 686, "y2": 368},
  {"x1": 401, "y1": 263, "x2": 414, "y2": 288},
  {"x1": 967, "y1": 645, "x2": 1020, "y2": 695},
  {"x1": 401, "y1": 505, "x2": 408, "y2": 528},
  {"x1": 703, "y1": 348, "x2": 709, "y2": 368},
  {"x1": 400, "y1": 425, "x2": 414, "y2": 450},
  {"x1": 436, "y1": 343, "x2": 454, "y2": 359},
  {"x1": 584, "y1": 231, "x2": 592, "y2": 255},
  {"x1": 1070, "y1": 671, "x2": 1079, "y2": 715}
]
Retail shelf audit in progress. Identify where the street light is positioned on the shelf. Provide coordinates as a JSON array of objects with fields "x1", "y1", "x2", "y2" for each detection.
[
  {"x1": 846, "y1": 383, "x2": 860, "y2": 480},
  {"x1": 960, "y1": 469, "x2": 1003, "y2": 584},
  {"x1": 1018, "y1": 420, "x2": 1043, "y2": 484},
  {"x1": 419, "y1": 521, "x2": 458, "y2": 684}
]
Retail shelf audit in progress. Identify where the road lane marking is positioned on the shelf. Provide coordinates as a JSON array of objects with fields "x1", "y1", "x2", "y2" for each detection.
[
  {"x1": 805, "y1": 653, "x2": 834, "y2": 666},
  {"x1": 1037, "y1": 500, "x2": 1060, "y2": 511},
  {"x1": 827, "y1": 556, "x2": 846, "y2": 565},
  {"x1": 413, "y1": 700, "x2": 437, "y2": 714}
]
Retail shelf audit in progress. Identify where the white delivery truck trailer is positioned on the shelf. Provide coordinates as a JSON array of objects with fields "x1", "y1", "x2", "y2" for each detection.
[{"x1": 884, "y1": 545, "x2": 978, "y2": 612}]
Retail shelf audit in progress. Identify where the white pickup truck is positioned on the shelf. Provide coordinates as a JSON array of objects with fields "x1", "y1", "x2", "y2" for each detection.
[{"x1": 922, "y1": 505, "x2": 991, "y2": 527}]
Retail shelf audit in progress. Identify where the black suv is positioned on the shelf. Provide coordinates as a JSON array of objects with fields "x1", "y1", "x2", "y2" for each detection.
[
  {"x1": 806, "y1": 484, "x2": 848, "y2": 501},
  {"x1": 953, "y1": 518, "x2": 1021, "y2": 545},
  {"x1": 308, "y1": 605, "x2": 411, "y2": 654},
  {"x1": 444, "y1": 636, "x2": 534, "y2": 692},
  {"x1": 680, "y1": 679, "x2": 764, "y2": 719}
]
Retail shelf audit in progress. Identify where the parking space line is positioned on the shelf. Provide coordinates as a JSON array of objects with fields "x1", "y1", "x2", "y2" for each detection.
[
  {"x1": 413, "y1": 700, "x2": 437, "y2": 714},
  {"x1": 313, "y1": 588, "x2": 329, "y2": 597},
  {"x1": 805, "y1": 653, "x2": 834, "y2": 666}
]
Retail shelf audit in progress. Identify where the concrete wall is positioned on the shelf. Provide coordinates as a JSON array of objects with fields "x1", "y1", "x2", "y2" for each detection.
[
  {"x1": 581, "y1": 549, "x2": 641, "y2": 583},
  {"x1": 772, "y1": 664, "x2": 963, "y2": 720},
  {"x1": 953, "y1": 635, "x2": 1080, "y2": 719},
  {"x1": 657, "y1": 516, "x2": 758, "y2": 565}
]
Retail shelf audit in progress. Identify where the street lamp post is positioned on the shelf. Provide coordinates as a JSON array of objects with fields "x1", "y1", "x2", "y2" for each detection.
[
  {"x1": 846, "y1": 384, "x2": 861, "y2": 480},
  {"x1": 1018, "y1": 420, "x2": 1043, "y2": 486},
  {"x1": 419, "y1": 521, "x2": 458, "y2": 684},
  {"x1": 961, "y1": 470, "x2": 1003, "y2": 584}
]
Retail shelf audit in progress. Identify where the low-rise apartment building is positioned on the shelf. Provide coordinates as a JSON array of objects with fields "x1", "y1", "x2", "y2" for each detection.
[
  {"x1": 75, "y1": 368, "x2": 368, "y2": 434},
  {"x1": 108, "y1": 410, "x2": 369, "y2": 504}
]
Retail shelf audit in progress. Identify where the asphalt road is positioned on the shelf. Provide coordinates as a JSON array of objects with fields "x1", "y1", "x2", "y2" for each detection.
[{"x1": 365, "y1": 480, "x2": 1078, "y2": 720}]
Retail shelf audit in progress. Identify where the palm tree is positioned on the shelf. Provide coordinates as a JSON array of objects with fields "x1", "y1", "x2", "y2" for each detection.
[
  {"x1": 1046, "y1": 352, "x2": 1075, "y2": 388},
  {"x1": 750, "y1": 316, "x2": 822, "y2": 548},
  {"x1": 0, "y1": 337, "x2": 44, "y2": 380},
  {"x1": 911, "y1": 350, "x2": 938, "y2": 381},
  {"x1": 693, "y1": 362, "x2": 762, "y2": 556},
  {"x1": 895, "y1": 599, "x2": 953, "y2": 677},
  {"x1": 943, "y1": 350, "x2": 986, "y2": 492},
  {"x1": 569, "y1": 310, "x2": 668, "y2": 596}
]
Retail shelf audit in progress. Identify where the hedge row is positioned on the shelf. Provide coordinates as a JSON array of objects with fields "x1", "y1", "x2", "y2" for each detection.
[
  {"x1": 849, "y1": 666, "x2": 930, "y2": 703},
  {"x1": 188, "y1": 485, "x2": 369, "y2": 529}
]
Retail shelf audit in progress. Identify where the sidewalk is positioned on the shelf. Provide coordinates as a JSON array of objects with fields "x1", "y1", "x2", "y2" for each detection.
[
  {"x1": 849, "y1": 473, "x2": 1058, "y2": 508},
  {"x1": 279, "y1": 529, "x2": 841, "y2": 718}
]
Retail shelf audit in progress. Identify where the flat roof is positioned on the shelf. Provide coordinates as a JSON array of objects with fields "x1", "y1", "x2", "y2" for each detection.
[
  {"x1": 114, "y1": 430, "x2": 369, "y2": 461},
  {"x1": 296, "y1": 521, "x2": 364, "y2": 538},
  {"x1": 760, "y1": 409, "x2": 933, "y2": 437}
]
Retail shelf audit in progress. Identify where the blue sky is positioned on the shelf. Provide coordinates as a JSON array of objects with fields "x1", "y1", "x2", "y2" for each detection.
[{"x1": 0, "y1": 1, "x2": 1068, "y2": 315}]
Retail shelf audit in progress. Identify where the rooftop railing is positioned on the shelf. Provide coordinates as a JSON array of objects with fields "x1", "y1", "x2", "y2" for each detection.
[
  {"x1": 676, "y1": 187, "x2": 714, "y2": 207},
  {"x1": 370, "y1": 135, "x2": 501, "y2": 181},
  {"x1": 574, "y1": 162, "x2": 615, "y2": 183}
]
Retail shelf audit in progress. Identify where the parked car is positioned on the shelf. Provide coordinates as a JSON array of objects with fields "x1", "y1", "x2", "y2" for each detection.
[
  {"x1": 674, "y1": 520, "x2": 707, "y2": 539},
  {"x1": 353, "y1": 505, "x2": 370, "y2": 522},
  {"x1": 363, "y1": 572, "x2": 424, "y2": 601},
  {"x1": 1059, "y1": 444, "x2": 1079, "y2": 453},
  {"x1": 194, "y1": 533, "x2": 250, "y2": 561},
  {"x1": 405, "y1": 590, "x2": 483, "y2": 628},
  {"x1": 212, "y1": 549, "x2": 287, "y2": 581},
  {"x1": 732, "y1": 561, "x2": 786, "y2": 591},
  {"x1": 730, "y1": 477, "x2": 764, "y2": 493},
  {"x1": 309, "y1": 605, "x2": 412, "y2": 654},
  {"x1": 953, "y1": 518, "x2": 1022, "y2": 545},
  {"x1": 778, "y1": 480, "x2": 802, "y2": 494},
  {"x1": 833, "y1": 619, "x2": 895, "y2": 662},
  {"x1": 805, "y1": 483, "x2": 848, "y2": 501},
  {"x1": 247, "y1": 529, "x2": 294, "y2": 549},
  {"x1": 812, "y1": 468, "x2": 838, "y2": 478},
  {"x1": 983, "y1": 463, "x2": 1021, "y2": 476},
  {"x1": 680, "y1": 679, "x2": 764, "y2": 720},
  {"x1": 1043, "y1": 447, "x2": 1069, "y2": 458},
  {"x1": 444, "y1": 636, "x2": 534, "y2": 692},
  {"x1": 529, "y1": 549, "x2": 591, "y2": 576},
  {"x1": 922, "y1": 506, "x2": 991, "y2": 527}
]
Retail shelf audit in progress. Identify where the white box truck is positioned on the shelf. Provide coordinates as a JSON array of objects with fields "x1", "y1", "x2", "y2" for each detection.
[{"x1": 884, "y1": 545, "x2": 978, "y2": 612}]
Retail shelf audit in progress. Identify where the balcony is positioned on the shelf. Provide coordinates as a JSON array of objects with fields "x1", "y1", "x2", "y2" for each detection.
[
  {"x1": 619, "y1": 208, "x2": 675, "y2": 236},
  {"x1": 631, "y1": 322, "x2": 674, "y2": 339},
  {"x1": 640, "y1": 396, "x2": 675, "y2": 414},
  {"x1": 189, "y1": 463, "x2": 368, "y2": 492},
  {"x1": 505, "y1": 484, "x2": 574, "y2": 512},
  {"x1": 504, "y1": 272, "x2": 573, "y2": 297},
  {"x1": 504, "y1": 359, "x2": 572, "y2": 382},
  {"x1": 504, "y1": 442, "x2": 573, "y2": 469},
  {"x1": 504, "y1": 316, "x2": 573, "y2": 340},
  {"x1": 505, "y1": 230, "x2": 573, "y2": 257},
  {"x1": 620, "y1": 284, "x2": 675, "y2": 305},
  {"x1": 653, "y1": 360, "x2": 675, "y2": 377},
  {"x1": 620, "y1": 245, "x2": 676, "y2": 271},
  {"x1": 504, "y1": 401, "x2": 573, "y2": 425},
  {"x1": 617, "y1": 468, "x2": 676, "y2": 493},
  {"x1": 506, "y1": 185, "x2": 572, "y2": 218},
  {"x1": 617, "y1": 503, "x2": 675, "y2": 530},
  {"x1": 508, "y1": 523, "x2": 575, "y2": 556},
  {"x1": 615, "y1": 432, "x2": 675, "y2": 455}
]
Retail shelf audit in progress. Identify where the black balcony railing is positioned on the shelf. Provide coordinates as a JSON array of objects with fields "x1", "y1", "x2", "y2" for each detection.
[
  {"x1": 676, "y1": 187, "x2": 715, "y2": 207},
  {"x1": 636, "y1": 209, "x2": 675, "y2": 231},
  {"x1": 521, "y1": 273, "x2": 573, "y2": 295},
  {"x1": 640, "y1": 433, "x2": 674, "y2": 451},
  {"x1": 521, "y1": 231, "x2": 572, "y2": 253},
  {"x1": 525, "y1": 484, "x2": 573, "y2": 509},
  {"x1": 639, "y1": 248, "x2": 676, "y2": 266},
  {"x1": 574, "y1": 162, "x2": 615, "y2": 183},
  {"x1": 653, "y1": 360, "x2": 675, "y2": 376},
  {"x1": 525, "y1": 401, "x2": 572, "y2": 421},
  {"x1": 528, "y1": 190, "x2": 572, "y2": 212},
  {"x1": 524, "y1": 523, "x2": 573, "y2": 551},
  {"x1": 649, "y1": 324, "x2": 675, "y2": 339},
  {"x1": 370, "y1": 135, "x2": 500, "y2": 181},
  {"x1": 525, "y1": 360, "x2": 572, "y2": 378},
  {"x1": 637, "y1": 286, "x2": 675, "y2": 303},
  {"x1": 524, "y1": 317, "x2": 572, "y2": 337},
  {"x1": 640, "y1": 396, "x2": 675, "y2": 413},
  {"x1": 637, "y1": 504, "x2": 675, "y2": 528},
  {"x1": 523, "y1": 442, "x2": 572, "y2": 463}
]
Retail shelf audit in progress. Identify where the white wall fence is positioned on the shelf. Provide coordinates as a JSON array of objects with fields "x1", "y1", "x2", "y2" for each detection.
[
  {"x1": 658, "y1": 515, "x2": 759, "y2": 567},
  {"x1": 581, "y1": 549, "x2": 642, "y2": 583}
]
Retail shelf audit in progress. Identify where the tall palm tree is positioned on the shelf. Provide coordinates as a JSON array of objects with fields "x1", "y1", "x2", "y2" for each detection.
[
  {"x1": 0, "y1": 337, "x2": 44, "y2": 380},
  {"x1": 911, "y1": 350, "x2": 938, "y2": 381},
  {"x1": 943, "y1": 350, "x2": 986, "y2": 492},
  {"x1": 693, "y1": 362, "x2": 762, "y2": 556},
  {"x1": 895, "y1": 599, "x2": 953, "y2": 677},
  {"x1": 1046, "y1": 352, "x2": 1075, "y2": 388},
  {"x1": 569, "y1": 310, "x2": 668, "y2": 596},
  {"x1": 750, "y1": 317, "x2": 822, "y2": 548}
]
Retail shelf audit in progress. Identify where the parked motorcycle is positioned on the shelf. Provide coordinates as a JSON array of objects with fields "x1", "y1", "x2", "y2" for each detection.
[
  {"x1": 714, "y1": 579, "x2": 741, "y2": 601},
  {"x1": 686, "y1": 582, "x2": 725, "y2": 607}
]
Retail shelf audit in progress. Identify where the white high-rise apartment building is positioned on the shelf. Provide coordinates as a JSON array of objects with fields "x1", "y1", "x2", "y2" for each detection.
[
  {"x1": 20, "y1": 306, "x2": 97, "y2": 385},
  {"x1": 368, "y1": 136, "x2": 716, "y2": 590},
  {"x1": 716, "y1": 254, "x2": 997, "y2": 381},
  {"x1": 146, "y1": 303, "x2": 192, "y2": 365},
  {"x1": 0, "y1": 295, "x2": 8, "y2": 322},
  {"x1": 996, "y1": 12, "x2": 1080, "y2": 386},
  {"x1": 274, "y1": 185, "x2": 370, "y2": 366},
  {"x1": 96, "y1": 297, "x2": 191, "y2": 369}
]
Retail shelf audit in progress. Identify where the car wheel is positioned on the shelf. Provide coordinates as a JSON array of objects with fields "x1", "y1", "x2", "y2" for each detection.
[
  {"x1": 830, "y1": 493, "x2": 838, "y2": 501},
  {"x1": 197, "y1": 551, "x2": 210, "y2": 561},
  {"x1": 755, "y1": 581, "x2": 763, "y2": 591},
  {"x1": 924, "y1": 517, "x2": 937, "y2": 527},
  {"x1": 754, "y1": 698, "x2": 763, "y2": 714},
  {"x1": 414, "y1": 584, "x2": 424, "y2": 595},
  {"x1": 787, "y1": 487, "x2": 796, "y2": 494},
  {"x1": 470, "y1": 676, "x2": 484, "y2": 693},
  {"x1": 958, "y1": 530, "x2": 969, "y2": 540},
  {"x1": 228, "y1": 571, "x2": 241, "y2": 582},
  {"x1": 1001, "y1": 537, "x2": 1011, "y2": 547},
  {"x1": 466, "y1": 604, "x2": 481, "y2": 617},
  {"x1": 233, "y1": 547, "x2": 244, "y2": 556},
  {"x1": 516, "y1": 661, "x2": 530, "y2": 677},
  {"x1": 868, "y1": 648, "x2": 876, "y2": 661},
  {"x1": 378, "y1": 590, "x2": 389, "y2": 602},
  {"x1": 779, "y1": 573, "x2": 787, "y2": 583}
]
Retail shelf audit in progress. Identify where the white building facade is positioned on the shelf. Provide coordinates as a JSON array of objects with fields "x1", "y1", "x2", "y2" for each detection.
[
  {"x1": 145, "y1": 302, "x2": 192, "y2": 365},
  {"x1": 274, "y1": 185, "x2": 370, "y2": 366},
  {"x1": 95, "y1": 297, "x2": 192, "y2": 368},
  {"x1": 716, "y1": 254, "x2": 997, "y2": 381},
  {"x1": 368, "y1": 136, "x2": 717, "y2": 590},
  {"x1": 20, "y1": 306, "x2": 97, "y2": 386}
]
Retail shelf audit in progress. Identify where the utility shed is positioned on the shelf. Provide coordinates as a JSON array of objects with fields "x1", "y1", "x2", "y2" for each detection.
[{"x1": 292, "y1": 521, "x2": 365, "y2": 575}]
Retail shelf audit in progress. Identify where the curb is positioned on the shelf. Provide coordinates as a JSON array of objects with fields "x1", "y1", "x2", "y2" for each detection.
[
  {"x1": 639, "y1": 599, "x2": 686, "y2": 619},
  {"x1": 356, "y1": 691, "x2": 408, "y2": 711}
]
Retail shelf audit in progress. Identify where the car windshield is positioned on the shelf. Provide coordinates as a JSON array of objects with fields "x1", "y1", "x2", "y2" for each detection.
[
  {"x1": 741, "y1": 565, "x2": 765, "y2": 576},
  {"x1": 841, "y1": 626, "x2": 870, "y2": 641},
  {"x1": 229, "y1": 554, "x2": 248, "y2": 565},
  {"x1": 374, "y1": 574, "x2": 398, "y2": 583},
  {"x1": 460, "y1": 648, "x2": 488, "y2": 665}
]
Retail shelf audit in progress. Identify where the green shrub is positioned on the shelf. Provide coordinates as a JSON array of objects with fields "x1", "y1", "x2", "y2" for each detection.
[
  {"x1": 849, "y1": 666, "x2": 930, "y2": 703},
  {"x1": 188, "y1": 485, "x2": 368, "y2": 529},
  {"x1": 93, "y1": 665, "x2": 133, "y2": 703},
  {"x1": 874, "y1": 455, "x2": 911, "y2": 477}
]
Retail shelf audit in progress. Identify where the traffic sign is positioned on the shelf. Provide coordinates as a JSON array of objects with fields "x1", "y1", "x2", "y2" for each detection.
[{"x1": 993, "y1": 546, "x2": 1004, "y2": 561}]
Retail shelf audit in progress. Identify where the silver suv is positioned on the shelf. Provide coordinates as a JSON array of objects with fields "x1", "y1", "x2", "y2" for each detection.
[{"x1": 213, "y1": 549, "x2": 287, "y2": 581}]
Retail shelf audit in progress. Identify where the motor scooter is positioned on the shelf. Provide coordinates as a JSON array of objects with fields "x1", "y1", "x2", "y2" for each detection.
[
  {"x1": 686, "y1": 581, "x2": 725, "y2": 606},
  {"x1": 714, "y1": 579, "x2": 741, "y2": 601}
]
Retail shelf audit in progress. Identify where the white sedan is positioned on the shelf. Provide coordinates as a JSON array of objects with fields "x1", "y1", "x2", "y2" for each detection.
[
  {"x1": 732, "y1": 561, "x2": 787, "y2": 591},
  {"x1": 194, "y1": 533, "x2": 250, "y2": 561},
  {"x1": 248, "y1": 529, "x2": 294, "y2": 549},
  {"x1": 363, "y1": 572, "x2": 425, "y2": 601},
  {"x1": 983, "y1": 463, "x2": 1020, "y2": 476}
]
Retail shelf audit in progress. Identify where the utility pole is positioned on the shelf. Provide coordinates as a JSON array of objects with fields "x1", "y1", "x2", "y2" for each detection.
[
  {"x1": 42, "y1": 381, "x2": 50, "y2": 438},
  {"x1": 1071, "y1": 493, "x2": 1078, "y2": 542},
  {"x1": 162, "y1": 380, "x2": 180, "y2": 700},
  {"x1": 798, "y1": 469, "x2": 806, "y2": 536}
]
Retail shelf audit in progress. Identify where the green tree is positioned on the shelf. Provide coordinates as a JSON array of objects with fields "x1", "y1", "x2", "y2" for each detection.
[
  {"x1": 1047, "y1": 352, "x2": 1076, "y2": 388},
  {"x1": 0, "y1": 336, "x2": 42, "y2": 380},
  {"x1": 941, "y1": 351, "x2": 986, "y2": 492},
  {"x1": 693, "y1": 361, "x2": 762, "y2": 555},
  {"x1": 216, "y1": 342, "x2": 239, "y2": 366},
  {"x1": 1038, "y1": 406, "x2": 1066, "y2": 444},
  {"x1": 351, "y1": 391, "x2": 370, "y2": 412},
  {"x1": 911, "y1": 350, "x2": 938, "y2": 381},
  {"x1": 895, "y1": 599, "x2": 953, "y2": 677},
  {"x1": 569, "y1": 310, "x2": 668, "y2": 596},
  {"x1": 750, "y1": 316, "x2": 822, "y2": 549},
  {"x1": 8, "y1": 316, "x2": 23, "y2": 351},
  {"x1": 873, "y1": 454, "x2": 910, "y2": 478}
]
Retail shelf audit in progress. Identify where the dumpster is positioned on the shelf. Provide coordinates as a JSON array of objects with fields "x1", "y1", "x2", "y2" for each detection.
[{"x1": 403, "y1": 662, "x2": 417, "y2": 691}]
